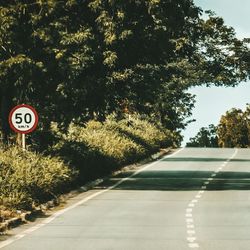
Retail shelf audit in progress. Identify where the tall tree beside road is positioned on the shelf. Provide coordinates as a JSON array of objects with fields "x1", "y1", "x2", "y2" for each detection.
[
  {"x1": 217, "y1": 108, "x2": 249, "y2": 148},
  {"x1": 0, "y1": 0, "x2": 249, "y2": 144},
  {"x1": 246, "y1": 105, "x2": 250, "y2": 144},
  {"x1": 187, "y1": 105, "x2": 250, "y2": 148}
]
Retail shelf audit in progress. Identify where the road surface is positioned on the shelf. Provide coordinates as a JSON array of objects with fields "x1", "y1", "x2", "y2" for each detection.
[{"x1": 1, "y1": 148, "x2": 250, "y2": 250}]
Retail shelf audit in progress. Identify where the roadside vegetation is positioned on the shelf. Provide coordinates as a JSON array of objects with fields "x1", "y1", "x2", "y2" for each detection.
[
  {"x1": 0, "y1": 115, "x2": 175, "y2": 214},
  {"x1": 0, "y1": 147, "x2": 75, "y2": 210},
  {"x1": 186, "y1": 104, "x2": 250, "y2": 148},
  {"x1": 0, "y1": 0, "x2": 249, "y2": 223},
  {"x1": 186, "y1": 124, "x2": 218, "y2": 148}
]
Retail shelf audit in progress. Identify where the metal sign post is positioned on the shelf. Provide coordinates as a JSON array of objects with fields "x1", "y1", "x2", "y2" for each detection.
[{"x1": 22, "y1": 133, "x2": 26, "y2": 151}]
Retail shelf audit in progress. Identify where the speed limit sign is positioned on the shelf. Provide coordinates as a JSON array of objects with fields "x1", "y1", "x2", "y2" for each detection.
[{"x1": 9, "y1": 104, "x2": 38, "y2": 134}]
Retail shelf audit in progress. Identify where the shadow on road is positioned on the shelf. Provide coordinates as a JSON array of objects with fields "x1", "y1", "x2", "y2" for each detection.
[
  {"x1": 162, "y1": 157, "x2": 250, "y2": 162},
  {"x1": 96, "y1": 155, "x2": 250, "y2": 191},
  {"x1": 97, "y1": 170, "x2": 250, "y2": 191}
]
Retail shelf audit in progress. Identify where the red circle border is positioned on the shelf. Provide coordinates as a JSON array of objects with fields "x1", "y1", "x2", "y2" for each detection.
[{"x1": 8, "y1": 104, "x2": 39, "y2": 134}]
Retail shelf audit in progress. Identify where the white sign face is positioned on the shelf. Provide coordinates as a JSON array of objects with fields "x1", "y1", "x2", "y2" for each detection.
[{"x1": 9, "y1": 104, "x2": 38, "y2": 134}]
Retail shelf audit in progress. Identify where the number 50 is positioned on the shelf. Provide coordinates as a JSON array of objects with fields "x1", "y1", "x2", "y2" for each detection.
[{"x1": 15, "y1": 113, "x2": 32, "y2": 124}]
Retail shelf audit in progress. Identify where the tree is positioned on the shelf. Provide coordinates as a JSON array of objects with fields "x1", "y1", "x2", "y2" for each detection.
[
  {"x1": 245, "y1": 104, "x2": 250, "y2": 144},
  {"x1": 0, "y1": 0, "x2": 249, "y2": 145},
  {"x1": 186, "y1": 124, "x2": 218, "y2": 147},
  {"x1": 0, "y1": 0, "x2": 97, "y2": 139},
  {"x1": 217, "y1": 108, "x2": 249, "y2": 148}
]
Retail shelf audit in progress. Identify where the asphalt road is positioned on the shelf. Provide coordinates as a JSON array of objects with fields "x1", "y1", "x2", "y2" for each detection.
[{"x1": 1, "y1": 148, "x2": 250, "y2": 250}]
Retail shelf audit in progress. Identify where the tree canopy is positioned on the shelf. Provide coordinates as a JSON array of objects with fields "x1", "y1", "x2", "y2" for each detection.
[
  {"x1": 187, "y1": 105, "x2": 250, "y2": 148},
  {"x1": 0, "y1": 0, "x2": 249, "y2": 145},
  {"x1": 217, "y1": 106, "x2": 250, "y2": 148},
  {"x1": 186, "y1": 124, "x2": 218, "y2": 147}
]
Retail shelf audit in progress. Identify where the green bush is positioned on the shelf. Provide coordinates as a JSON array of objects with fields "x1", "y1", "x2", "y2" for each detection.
[
  {"x1": 105, "y1": 114, "x2": 173, "y2": 151},
  {"x1": 52, "y1": 114, "x2": 173, "y2": 183},
  {"x1": 0, "y1": 115, "x2": 174, "y2": 211},
  {"x1": 0, "y1": 147, "x2": 76, "y2": 210},
  {"x1": 69, "y1": 120, "x2": 145, "y2": 164}
]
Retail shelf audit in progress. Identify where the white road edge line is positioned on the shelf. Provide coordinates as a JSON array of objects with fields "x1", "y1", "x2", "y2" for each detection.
[{"x1": 0, "y1": 148, "x2": 185, "y2": 249}]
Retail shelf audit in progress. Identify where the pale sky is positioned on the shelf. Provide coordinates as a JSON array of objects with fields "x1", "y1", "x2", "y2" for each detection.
[{"x1": 182, "y1": 0, "x2": 250, "y2": 145}]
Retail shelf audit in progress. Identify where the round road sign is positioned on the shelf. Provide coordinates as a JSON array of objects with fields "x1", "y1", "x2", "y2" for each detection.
[{"x1": 8, "y1": 104, "x2": 38, "y2": 134}]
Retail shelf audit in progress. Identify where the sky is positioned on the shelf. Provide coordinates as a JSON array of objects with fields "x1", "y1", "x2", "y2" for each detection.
[{"x1": 182, "y1": 0, "x2": 250, "y2": 145}]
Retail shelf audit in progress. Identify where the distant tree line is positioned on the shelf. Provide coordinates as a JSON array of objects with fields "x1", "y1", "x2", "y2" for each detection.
[
  {"x1": 0, "y1": 0, "x2": 249, "y2": 146},
  {"x1": 186, "y1": 104, "x2": 250, "y2": 148},
  {"x1": 186, "y1": 124, "x2": 218, "y2": 147}
]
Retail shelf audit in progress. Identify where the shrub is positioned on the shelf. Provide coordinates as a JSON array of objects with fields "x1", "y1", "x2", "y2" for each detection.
[
  {"x1": 0, "y1": 147, "x2": 76, "y2": 210},
  {"x1": 0, "y1": 115, "x2": 174, "y2": 211},
  {"x1": 52, "y1": 114, "x2": 173, "y2": 183}
]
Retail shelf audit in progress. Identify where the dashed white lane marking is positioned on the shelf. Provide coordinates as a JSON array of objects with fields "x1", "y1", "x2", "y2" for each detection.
[
  {"x1": 0, "y1": 149, "x2": 186, "y2": 249},
  {"x1": 187, "y1": 230, "x2": 196, "y2": 234},
  {"x1": 187, "y1": 237, "x2": 196, "y2": 242},
  {"x1": 186, "y1": 218, "x2": 194, "y2": 223},
  {"x1": 189, "y1": 243, "x2": 200, "y2": 248},
  {"x1": 186, "y1": 148, "x2": 238, "y2": 249}
]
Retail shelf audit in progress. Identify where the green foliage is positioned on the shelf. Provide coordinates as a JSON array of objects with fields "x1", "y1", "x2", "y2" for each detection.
[
  {"x1": 51, "y1": 115, "x2": 174, "y2": 183},
  {"x1": 70, "y1": 119, "x2": 145, "y2": 165},
  {"x1": 0, "y1": 147, "x2": 76, "y2": 210},
  {"x1": 1, "y1": 0, "x2": 250, "y2": 210},
  {"x1": 1, "y1": 0, "x2": 249, "y2": 143},
  {"x1": 217, "y1": 107, "x2": 250, "y2": 148},
  {"x1": 193, "y1": 12, "x2": 250, "y2": 86},
  {"x1": 187, "y1": 105, "x2": 250, "y2": 149},
  {"x1": 0, "y1": 115, "x2": 174, "y2": 211},
  {"x1": 186, "y1": 124, "x2": 218, "y2": 147}
]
